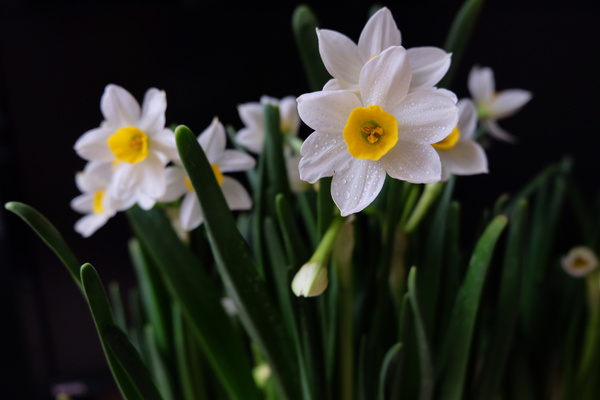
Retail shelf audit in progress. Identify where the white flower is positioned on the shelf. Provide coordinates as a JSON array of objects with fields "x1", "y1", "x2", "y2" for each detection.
[
  {"x1": 562, "y1": 246, "x2": 599, "y2": 277},
  {"x1": 163, "y1": 118, "x2": 255, "y2": 231},
  {"x1": 432, "y1": 98, "x2": 488, "y2": 180},
  {"x1": 74, "y1": 84, "x2": 178, "y2": 210},
  {"x1": 297, "y1": 46, "x2": 458, "y2": 216},
  {"x1": 318, "y1": 7, "x2": 451, "y2": 94},
  {"x1": 468, "y1": 65, "x2": 532, "y2": 142},
  {"x1": 70, "y1": 162, "x2": 120, "y2": 237},
  {"x1": 236, "y1": 95, "x2": 300, "y2": 154}
]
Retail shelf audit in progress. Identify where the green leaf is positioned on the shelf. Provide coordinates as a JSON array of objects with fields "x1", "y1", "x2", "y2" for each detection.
[
  {"x1": 474, "y1": 200, "x2": 528, "y2": 400},
  {"x1": 439, "y1": 0, "x2": 485, "y2": 88},
  {"x1": 292, "y1": 4, "x2": 331, "y2": 91},
  {"x1": 5, "y1": 201, "x2": 82, "y2": 290},
  {"x1": 378, "y1": 343, "x2": 403, "y2": 400},
  {"x1": 80, "y1": 263, "x2": 163, "y2": 400},
  {"x1": 408, "y1": 267, "x2": 435, "y2": 400},
  {"x1": 126, "y1": 207, "x2": 260, "y2": 400},
  {"x1": 438, "y1": 215, "x2": 508, "y2": 400},
  {"x1": 263, "y1": 104, "x2": 291, "y2": 200},
  {"x1": 175, "y1": 125, "x2": 302, "y2": 400}
]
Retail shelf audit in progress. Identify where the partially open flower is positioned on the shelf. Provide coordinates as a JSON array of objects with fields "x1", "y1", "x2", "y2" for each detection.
[
  {"x1": 468, "y1": 65, "x2": 532, "y2": 142},
  {"x1": 562, "y1": 246, "x2": 599, "y2": 277}
]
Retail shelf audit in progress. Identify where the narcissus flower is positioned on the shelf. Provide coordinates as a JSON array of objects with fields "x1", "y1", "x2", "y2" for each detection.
[
  {"x1": 70, "y1": 162, "x2": 120, "y2": 237},
  {"x1": 468, "y1": 65, "x2": 532, "y2": 142},
  {"x1": 163, "y1": 118, "x2": 255, "y2": 231},
  {"x1": 74, "y1": 84, "x2": 178, "y2": 210},
  {"x1": 318, "y1": 7, "x2": 451, "y2": 94},
  {"x1": 298, "y1": 46, "x2": 458, "y2": 216},
  {"x1": 562, "y1": 246, "x2": 599, "y2": 277},
  {"x1": 236, "y1": 95, "x2": 300, "y2": 154},
  {"x1": 432, "y1": 99, "x2": 488, "y2": 180}
]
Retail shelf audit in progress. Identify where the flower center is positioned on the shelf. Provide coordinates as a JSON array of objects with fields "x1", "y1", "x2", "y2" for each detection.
[
  {"x1": 93, "y1": 190, "x2": 105, "y2": 214},
  {"x1": 343, "y1": 104, "x2": 398, "y2": 161},
  {"x1": 572, "y1": 255, "x2": 590, "y2": 270},
  {"x1": 107, "y1": 126, "x2": 149, "y2": 164},
  {"x1": 432, "y1": 126, "x2": 461, "y2": 150},
  {"x1": 184, "y1": 164, "x2": 223, "y2": 192}
]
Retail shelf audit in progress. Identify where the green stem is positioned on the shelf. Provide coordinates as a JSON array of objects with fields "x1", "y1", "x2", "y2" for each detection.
[{"x1": 403, "y1": 181, "x2": 445, "y2": 234}]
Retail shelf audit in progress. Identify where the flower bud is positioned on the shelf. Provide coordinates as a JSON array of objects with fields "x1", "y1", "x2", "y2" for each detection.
[
  {"x1": 561, "y1": 246, "x2": 598, "y2": 277},
  {"x1": 292, "y1": 262, "x2": 329, "y2": 297}
]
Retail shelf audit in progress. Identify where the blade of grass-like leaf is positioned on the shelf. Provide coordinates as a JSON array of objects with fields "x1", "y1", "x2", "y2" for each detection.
[
  {"x1": 276, "y1": 193, "x2": 310, "y2": 267},
  {"x1": 264, "y1": 218, "x2": 314, "y2": 400},
  {"x1": 417, "y1": 178, "x2": 455, "y2": 336},
  {"x1": 5, "y1": 201, "x2": 82, "y2": 290},
  {"x1": 109, "y1": 282, "x2": 127, "y2": 332},
  {"x1": 173, "y1": 303, "x2": 207, "y2": 400},
  {"x1": 80, "y1": 263, "x2": 162, "y2": 400},
  {"x1": 292, "y1": 4, "x2": 331, "y2": 91},
  {"x1": 439, "y1": 0, "x2": 485, "y2": 88},
  {"x1": 474, "y1": 199, "x2": 528, "y2": 400},
  {"x1": 408, "y1": 267, "x2": 435, "y2": 400},
  {"x1": 176, "y1": 125, "x2": 302, "y2": 400},
  {"x1": 438, "y1": 215, "x2": 508, "y2": 400},
  {"x1": 144, "y1": 325, "x2": 175, "y2": 400},
  {"x1": 126, "y1": 207, "x2": 260, "y2": 400},
  {"x1": 264, "y1": 104, "x2": 291, "y2": 200},
  {"x1": 378, "y1": 343, "x2": 403, "y2": 400},
  {"x1": 128, "y1": 239, "x2": 172, "y2": 356}
]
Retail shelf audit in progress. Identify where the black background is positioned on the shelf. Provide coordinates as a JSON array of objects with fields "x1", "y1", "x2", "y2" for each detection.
[{"x1": 1, "y1": 0, "x2": 598, "y2": 398}]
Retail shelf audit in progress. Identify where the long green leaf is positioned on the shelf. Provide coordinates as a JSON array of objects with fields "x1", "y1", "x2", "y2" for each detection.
[
  {"x1": 292, "y1": 4, "x2": 331, "y2": 91},
  {"x1": 438, "y1": 215, "x2": 508, "y2": 400},
  {"x1": 126, "y1": 207, "x2": 260, "y2": 400},
  {"x1": 5, "y1": 201, "x2": 82, "y2": 290},
  {"x1": 80, "y1": 263, "x2": 162, "y2": 400},
  {"x1": 175, "y1": 125, "x2": 302, "y2": 400},
  {"x1": 378, "y1": 343, "x2": 403, "y2": 400},
  {"x1": 439, "y1": 0, "x2": 485, "y2": 88},
  {"x1": 408, "y1": 267, "x2": 435, "y2": 400},
  {"x1": 474, "y1": 199, "x2": 528, "y2": 400}
]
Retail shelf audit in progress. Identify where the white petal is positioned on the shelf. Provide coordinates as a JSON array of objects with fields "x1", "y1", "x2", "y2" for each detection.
[
  {"x1": 75, "y1": 161, "x2": 113, "y2": 193},
  {"x1": 359, "y1": 46, "x2": 411, "y2": 109},
  {"x1": 139, "y1": 88, "x2": 167, "y2": 133},
  {"x1": 74, "y1": 213, "x2": 111, "y2": 238},
  {"x1": 437, "y1": 141, "x2": 488, "y2": 180},
  {"x1": 331, "y1": 160, "x2": 386, "y2": 216},
  {"x1": 468, "y1": 65, "x2": 495, "y2": 103},
  {"x1": 323, "y1": 78, "x2": 356, "y2": 92},
  {"x1": 394, "y1": 91, "x2": 459, "y2": 144},
  {"x1": 180, "y1": 192, "x2": 203, "y2": 231},
  {"x1": 457, "y1": 99, "x2": 477, "y2": 140},
  {"x1": 487, "y1": 89, "x2": 532, "y2": 119},
  {"x1": 407, "y1": 47, "x2": 451, "y2": 91},
  {"x1": 137, "y1": 192, "x2": 157, "y2": 210},
  {"x1": 381, "y1": 141, "x2": 441, "y2": 183},
  {"x1": 71, "y1": 193, "x2": 94, "y2": 214},
  {"x1": 217, "y1": 150, "x2": 256, "y2": 173},
  {"x1": 299, "y1": 132, "x2": 352, "y2": 184},
  {"x1": 74, "y1": 126, "x2": 115, "y2": 162},
  {"x1": 237, "y1": 102, "x2": 264, "y2": 129},
  {"x1": 357, "y1": 7, "x2": 402, "y2": 61},
  {"x1": 199, "y1": 117, "x2": 226, "y2": 163},
  {"x1": 297, "y1": 90, "x2": 361, "y2": 133},
  {"x1": 137, "y1": 152, "x2": 167, "y2": 200},
  {"x1": 221, "y1": 176, "x2": 252, "y2": 211},
  {"x1": 163, "y1": 167, "x2": 188, "y2": 202},
  {"x1": 318, "y1": 28, "x2": 362, "y2": 84},
  {"x1": 235, "y1": 127, "x2": 264, "y2": 154},
  {"x1": 150, "y1": 128, "x2": 179, "y2": 161},
  {"x1": 101, "y1": 84, "x2": 141, "y2": 127},
  {"x1": 482, "y1": 120, "x2": 516, "y2": 143}
]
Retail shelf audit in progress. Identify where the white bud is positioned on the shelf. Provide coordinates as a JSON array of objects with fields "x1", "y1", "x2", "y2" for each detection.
[
  {"x1": 291, "y1": 262, "x2": 328, "y2": 297},
  {"x1": 562, "y1": 246, "x2": 598, "y2": 277}
]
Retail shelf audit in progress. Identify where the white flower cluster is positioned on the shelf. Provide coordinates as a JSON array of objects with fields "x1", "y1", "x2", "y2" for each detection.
[
  {"x1": 71, "y1": 85, "x2": 254, "y2": 237},
  {"x1": 296, "y1": 7, "x2": 530, "y2": 216}
]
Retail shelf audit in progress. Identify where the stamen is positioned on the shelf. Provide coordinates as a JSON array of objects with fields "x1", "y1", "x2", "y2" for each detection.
[{"x1": 362, "y1": 125, "x2": 383, "y2": 143}]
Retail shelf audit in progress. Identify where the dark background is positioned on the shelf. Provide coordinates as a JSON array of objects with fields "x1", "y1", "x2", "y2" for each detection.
[{"x1": 1, "y1": 0, "x2": 598, "y2": 398}]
